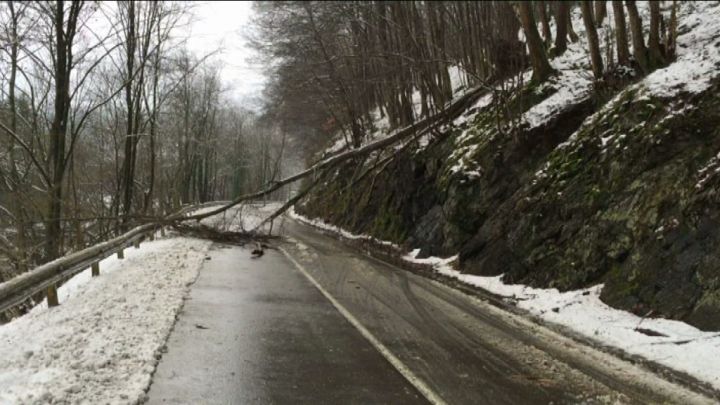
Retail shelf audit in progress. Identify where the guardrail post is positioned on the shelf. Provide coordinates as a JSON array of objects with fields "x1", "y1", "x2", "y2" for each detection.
[
  {"x1": 91, "y1": 262, "x2": 100, "y2": 277},
  {"x1": 47, "y1": 285, "x2": 59, "y2": 307},
  {"x1": 134, "y1": 239, "x2": 140, "y2": 249},
  {"x1": 117, "y1": 248, "x2": 124, "y2": 259}
]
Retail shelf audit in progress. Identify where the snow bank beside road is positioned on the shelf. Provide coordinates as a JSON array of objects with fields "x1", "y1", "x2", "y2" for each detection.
[
  {"x1": 416, "y1": 254, "x2": 720, "y2": 392},
  {"x1": 0, "y1": 237, "x2": 211, "y2": 404}
]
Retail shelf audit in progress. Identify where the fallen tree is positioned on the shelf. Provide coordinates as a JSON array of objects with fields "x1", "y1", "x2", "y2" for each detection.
[
  {"x1": 0, "y1": 83, "x2": 483, "y2": 318},
  {"x1": 174, "y1": 85, "x2": 486, "y2": 226},
  {"x1": 171, "y1": 223, "x2": 277, "y2": 246}
]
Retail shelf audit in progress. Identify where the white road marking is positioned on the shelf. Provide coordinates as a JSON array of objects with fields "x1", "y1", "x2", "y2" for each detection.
[{"x1": 279, "y1": 247, "x2": 448, "y2": 405}]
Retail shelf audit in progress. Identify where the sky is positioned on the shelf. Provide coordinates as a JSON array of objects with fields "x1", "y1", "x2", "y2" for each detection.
[{"x1": 185, "y1": 1, "x2": 266, "y2": 110}]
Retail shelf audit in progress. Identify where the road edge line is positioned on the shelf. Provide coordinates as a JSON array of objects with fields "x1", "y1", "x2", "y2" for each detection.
[{"x1": 279, "y1": 247, "x2": 447, "y2": 405}]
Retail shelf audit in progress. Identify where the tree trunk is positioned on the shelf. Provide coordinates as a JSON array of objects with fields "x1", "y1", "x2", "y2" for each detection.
[
  {"x1": 625, "y1": 0, "x2": 650, "y2": 73},
  {"x1": 567, "y1": 6, "x2": 579, "y2": 42},
  {"x1": 612, "y1": 1, "x2": 631, "y2": 66},
  {"x1": 517, "y1": 2, "x2": 554, "y2": 82},
  {"x1": 46, "y1": 0, "x2": 82, "y2": 304},
  {"x1": 537, "y1": 1, "x2": 552, "y2": 47},
  {"x1": 594, "y1": 1, "x2": 607, "y2": 26},
  {"x1": 554, "y1": 1, "x2": 569, "y2": 55},
  {"x1": 6, "y1": 1, "x2": 28, "y2": 273},
  {"x1": 648, "y1": 0, "x2": 665, "y2": 68},
  {"x1": 667, "y1": 0, "x2": 678, "y2": 60},
  {"x1": 47, "y1": 0, "x2": 80, "y2": 261},
  {"x1": 120, "y1": 1, "x2": 136, "y2": 231},
  {"x1": 581, "y1": 1, "x2": 604, "y2": 79}
]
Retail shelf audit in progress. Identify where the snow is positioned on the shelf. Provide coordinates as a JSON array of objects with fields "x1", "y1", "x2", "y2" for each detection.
[
  {"x1": 0, "y1": 202, "x2": 286, "y2": 403},
  {"x1": 439, "y1": 272, "x2": 720, "y2": 390},
  {"x1": 558, "y1": 1, "x2": 720, "y2": 151},
  {"x1": 323, "y1": 107, "x2": 393, "y2": 156},
  {"x1": 522, "y1": 68, "x2": 592, "y2": 129},
  {"x1": 453, "y1": 93, "x2": 493, "y2": 127},
  {"x1": 288, "y1": 208, "x2": 398, "y2": 248},
  {"x1": 195, "y1": 202, "x2": 284, "y2": 233},
  {"x1": 448, "y1": 65, "x2": 469, "y2": 93},
  {"x1": 292, "y1": 210, "x2": 720, "y2": 391},
  {"x1": 642, "y1": 2, "x2": 720, "y2": 99},
  {"x1": 448, "y1": 144, "x2": 480, "y2": 176},
  {"x1": 408, "y1": 253, "x2": 720, "y2": 392},
  {"x1": 695, "y1": 151, "x2": 720, "y2": 190},
  {"x1": 445, "y1": 1, "x2": 607, "y2": 173},
  {"x1": 0, "y1": 237, "x2": 212, "y2": 404}
]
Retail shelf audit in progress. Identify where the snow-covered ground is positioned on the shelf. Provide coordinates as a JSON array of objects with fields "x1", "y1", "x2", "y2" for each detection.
[
  {"x1": 290, "y1": 210, "x2": 720, "y2": 391},
  {"x1": 0, "y1": 202, "x2": 287, "y2": 404},
  {"x1": 288, "y1": 207, "x2": 396, "y2": 248},
  {"x1": 0, "y1": 237, "x2": 212, "y2": 404},
  {"x1": 555, "y1": 0, "x2": 720, "y2": 153}
]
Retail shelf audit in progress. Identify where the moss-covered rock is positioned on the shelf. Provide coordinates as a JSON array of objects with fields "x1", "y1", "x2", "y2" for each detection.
[{"x1": 461, "y1": 78, "x2": 720, "y2": 330}]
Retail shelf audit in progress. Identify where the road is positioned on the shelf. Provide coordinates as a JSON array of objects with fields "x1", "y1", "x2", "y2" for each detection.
[
  {"x1": 147, "y1": 218, "x2": 714, "y2": 404},
  {"x1": 145, "y1": 243, "x2": 421, "y2": 404}
]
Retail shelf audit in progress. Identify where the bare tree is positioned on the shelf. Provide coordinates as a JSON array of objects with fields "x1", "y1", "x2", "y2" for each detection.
[
  {"x1": 537, "y1": 1, "x2": 553, "y2": 47},
  {"x1": 46, "y1": 0, "x2": 83, "y2": 265},
  {"x1": 554, "y1": 1, "x2": 569, "y2": 55},
  {"x1": 581, "y1": 1, "x2": 604, "y2": 79},
  {"x1": 594, "y1": 1, "x2": 607, "y2": 26},
  {"x1": 517, "y1": 2, "x2": 554, "y2": 82},
  {"x1": 647, "y1": 1, "x2": 665, "y2": 68},
  {"x1": 625, "y1": 0, "x2": 650, "y2": 73},
  {"x1": 612, "y1": 1, "x2": 631, "y2": 66}
]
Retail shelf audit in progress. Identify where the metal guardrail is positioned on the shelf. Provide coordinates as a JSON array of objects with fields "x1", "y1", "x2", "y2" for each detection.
[
  {"x1": 0, "y1": 200, "x2": 236, "y2": 315},
  {"x1": 0, "y1": 223, "x2": 158, "y2": 314}
]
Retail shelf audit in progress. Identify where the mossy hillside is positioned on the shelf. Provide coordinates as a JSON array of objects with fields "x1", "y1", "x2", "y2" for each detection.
[
  {"x1": 460, "y1": 77, "x2": 720, "y2": 329},
  {"x1": 299, "y1": 78, "x2": 595, "y2": 257},
  {"x1": 602, "y1": 85, "x2": 720, "y2": 330},
  {"x1": 434, "y1": 84, "x2": 594, "y2": 256}
]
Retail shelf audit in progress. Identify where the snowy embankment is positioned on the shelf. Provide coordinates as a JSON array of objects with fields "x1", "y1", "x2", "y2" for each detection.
[
  {"x1": 289, "y1": 210, "x2": 720, "y2": 391},
  {"x1": 0, "y1": 237, "x2": 212, "y2": 404}
]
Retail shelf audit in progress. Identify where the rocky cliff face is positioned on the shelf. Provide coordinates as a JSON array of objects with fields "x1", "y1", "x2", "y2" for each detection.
[{"x1": 298, "y1": 2, "x2": 720, "y2": 331}]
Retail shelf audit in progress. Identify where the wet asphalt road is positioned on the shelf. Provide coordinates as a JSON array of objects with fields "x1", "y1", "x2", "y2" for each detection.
[
  {"x1": 146, "y1": 244, "x2": 422, "y2": 404},
  {"x1": 147, "y1": 218, "x2": 714, "y2": 405}
]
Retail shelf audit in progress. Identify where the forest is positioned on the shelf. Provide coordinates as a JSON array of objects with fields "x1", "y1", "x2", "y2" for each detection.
[
  {"x1": 0, "y1": 1, "x2": 290, "y2": 284},
  {"x1": 255, "y1": 1, "x2": 677, "y2": 151}
]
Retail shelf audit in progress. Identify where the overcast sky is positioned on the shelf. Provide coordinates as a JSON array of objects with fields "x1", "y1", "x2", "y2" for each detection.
[{"x1": 185, "y1": 1, "x2": 266, "y2": 109}]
